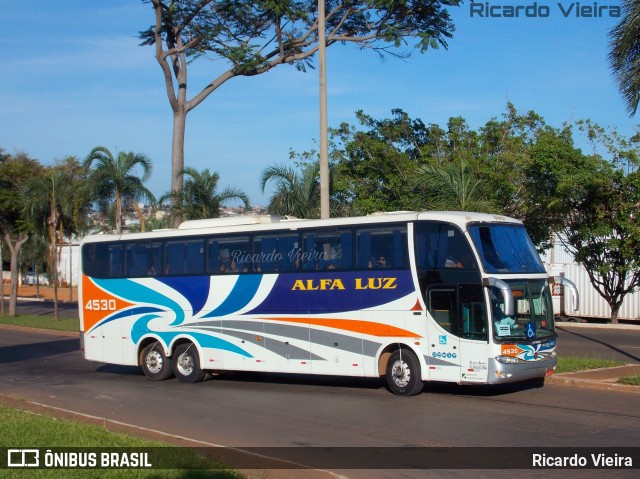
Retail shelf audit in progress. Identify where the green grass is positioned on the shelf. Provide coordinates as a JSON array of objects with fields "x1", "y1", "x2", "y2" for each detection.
[
  {"x1": 618, "y1": 375, "x2": 640, "y2": 386},
  {"x1": 0, "y1": 406, "x2": 243, "y2": 478},
  {"x1": 0, "y1": 314, "x2": 80, "y2": 333},
  {"x1": 555, "y1": 356, "x2": 626, "y2": 373}
]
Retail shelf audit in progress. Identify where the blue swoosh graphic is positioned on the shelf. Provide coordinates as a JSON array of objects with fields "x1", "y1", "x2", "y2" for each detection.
[
  {"x1": 87, "y1": 306, "x2": 164, "y2": 334},
  {"x1": 131, "y1": 315, "x2": 251, "y2": 358},
  {"x1": 202, "y1": 274, "x2": 262, "y2": 318},
  {"x1": 93, "y1": 278, "x2": 185, "y2": 326}
]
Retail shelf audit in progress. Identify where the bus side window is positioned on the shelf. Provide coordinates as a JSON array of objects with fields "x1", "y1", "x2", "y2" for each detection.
[
  {"x1": 428, "y1": 285, "x2": 487, "y2": 340},
  {"x1": 165, "y1": 239, "x2": 204, "y2": 275},
  {"x1": 108, "y1": 244, "x2": 123, "y2": 277},
  {"x1": 356, "y1": 225, "x2": 407, "y2": 269},
  {"x1": 436, "y1": 226, "x2": 476, "y2": 270},
  {"x1": 459, "y1": 284, "x2": 487, "y2": 341},
  {"x1": 123, "y1": 242, "x2": 162, "y2": 278},
  {"x1": 302, "y1": 228, "x2": 352, "y2": 271},
  {"x1": 428, "y1": 287, "x2": 457, "y2": 334}
]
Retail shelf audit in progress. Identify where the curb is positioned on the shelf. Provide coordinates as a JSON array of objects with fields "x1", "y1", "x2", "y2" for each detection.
[
  {"x1": 546, "y1": 374, "x2": 640, "y2": 394},
  {"x1": 0, "y1": 323, "x2": 79, "y2": 337}
]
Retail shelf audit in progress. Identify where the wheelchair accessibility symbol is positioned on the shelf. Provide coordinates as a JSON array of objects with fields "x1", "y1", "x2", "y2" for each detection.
[{"x1": 526, "y1": 322, "x2": 536, "y2": 341}]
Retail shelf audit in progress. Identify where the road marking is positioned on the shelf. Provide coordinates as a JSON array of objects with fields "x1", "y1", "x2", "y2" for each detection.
[{"x1": 22, "y1": 400, "x2": 344, "y2": 478}]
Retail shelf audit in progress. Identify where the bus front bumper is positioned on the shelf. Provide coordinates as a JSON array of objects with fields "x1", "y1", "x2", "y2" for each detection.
[{"x1": 486, "y1": 356, "x2": 556, "y2": 384}]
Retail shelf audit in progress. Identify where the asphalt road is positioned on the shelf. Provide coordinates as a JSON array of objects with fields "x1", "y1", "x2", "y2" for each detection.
[
  {"x1": 1, "y1": 298, "x2": 78, "y2": 318},
  {"x1": 556, "y1": 326, "x2": 640, "y2": 363},
  {"x1": 1, "y1": 326, "x2": 639, "y2": 478}
]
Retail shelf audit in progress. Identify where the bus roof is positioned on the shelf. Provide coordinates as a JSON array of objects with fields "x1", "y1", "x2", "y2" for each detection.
[{"x1": 80, "y1": 211, "x2": 522, "y2": 244}]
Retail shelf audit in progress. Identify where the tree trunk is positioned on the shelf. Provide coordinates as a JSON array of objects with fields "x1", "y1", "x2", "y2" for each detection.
[
  {"x1": 68, "y1": 240, "x2": 73, "y2": 303},
  {"x1": 4, "y1": 232, "x2": 29, "y2": 317},
  {"x1": 171, "y1": 109, "x2": 187, "y2": 228},
  {"x1": 50, "y1": 220, "x2": 58, "y2": 321},
  {"x1": 609, "y1": 303, "x2": 620, "y2": 325},
  {"x1": 115, "y1": 193, "x2": 123, "y2": 234}
]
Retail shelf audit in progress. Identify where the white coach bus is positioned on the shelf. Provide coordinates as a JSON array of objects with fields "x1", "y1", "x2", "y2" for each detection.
[{"x1": 79, "y1": 211, "x2": 578, "y2": 396}]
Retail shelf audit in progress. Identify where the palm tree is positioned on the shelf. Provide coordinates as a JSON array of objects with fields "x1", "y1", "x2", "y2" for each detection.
[
  {"x1": 83, "y1": 147, "x2": 155, "y2": 233},
  {"x1": 413, "y1": 160, "x2": 500, "y2": 213},
  {"x1": 261, "y1": 162, "x2": 354, "y2": 218},
  {"x1": 609, "y1": 1, "x2": 640, "y2": 115},
  {"x1": 160, "y1": 167, "x2": 250, "y2": 221},
  {"x1": 261, "y1": 163, "x2": 321, "y2": 218}
]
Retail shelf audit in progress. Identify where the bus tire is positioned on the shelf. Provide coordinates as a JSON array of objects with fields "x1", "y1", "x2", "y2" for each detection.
[
  {"x1": 173, "y1": 343, "x2": 206, "y2": 383},
  {"x1": 140, "y1": 343, "x2": 174, "y2": 381},
  {"x1": 386, "y1": 349, "x2": 423, "y2": 396}
]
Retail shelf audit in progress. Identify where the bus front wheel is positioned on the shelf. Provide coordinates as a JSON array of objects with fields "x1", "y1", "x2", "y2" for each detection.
[
  {"x1": 172, "y1": 343, "x2": 206, "y2": 383},
  {"x1": 140, "y1": 343, "x2": 174, "y2": 381},
  {"x1": 386, "y1": 349, "x2": 423, "y2": 396}
]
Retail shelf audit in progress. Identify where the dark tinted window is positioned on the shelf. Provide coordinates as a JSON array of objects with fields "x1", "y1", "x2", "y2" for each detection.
[
  {"x1": 82, "y1": 243, "x2": 124, "y2": 278},
  {"x1": 208, "y1": 235, "x2": 251, "y2": 273},
  {"x1": 415, "y1": 222, "x2": 477, "y2": 270},
  {"x1": 165, "y1": 239, "x2": 204, "y2": 275},
  {"x1": 300, "y1": 228, "x2": 352, "y2": 271},
  {"x1": 253, "y1": 232, "x2": 299, "y2": 273},
  {"x1": 125, "y1": 242, "x2": 162, "y2": 277},
  {"x1": 356, "y1": 225, "x2": 408, "y2": 269}
]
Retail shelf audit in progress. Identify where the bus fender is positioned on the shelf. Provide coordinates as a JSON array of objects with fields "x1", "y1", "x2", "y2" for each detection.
[{"x1": 376, "y1": 343, "x2": 427, "y2": 380}]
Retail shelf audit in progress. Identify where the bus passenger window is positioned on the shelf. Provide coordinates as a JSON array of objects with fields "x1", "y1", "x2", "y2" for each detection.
[
  {"x1": 125, "y1": 242, "x2": 162, "y2": 277},
  {"x1": 301, "y1": 228, "x2": 352, "y2": 271},
  {"x1": 208, "y1": 235, "x2": 251, "y2": 274},
  {"x1": 356, "y1": 226, "x2": 408, "y2": 269},
  {"x1": 165, "y1": 239, "x2": 204, "y2": 275}
]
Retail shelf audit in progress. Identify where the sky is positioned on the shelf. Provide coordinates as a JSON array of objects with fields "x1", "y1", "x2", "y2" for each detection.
[{"x1": 1, "y1": 1, "x2": 635, "y2": 207}]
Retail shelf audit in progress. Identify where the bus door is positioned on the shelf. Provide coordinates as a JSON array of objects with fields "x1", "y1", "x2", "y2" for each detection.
[
  {"x1": 426, "y1": 284, "x2": 489, "y2": 382},
  {"x1": 426, "y1": 286, "x2": 461, "y2": 381}
]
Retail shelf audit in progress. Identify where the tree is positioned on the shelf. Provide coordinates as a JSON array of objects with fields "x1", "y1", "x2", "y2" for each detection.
[
  {"x1": 330, "y1": 109, "x2": 431, "y2": 213},
  {"x1": 609, "y1": 0, "x2": 640, "y2": 115},
  {"x1": 160, "y1": 167, "x2": 249, "y2": 221},
  {"x1": 558, "y1": 123, "x2": 640, "y2": 323},
  {"x1": 414, "y1": 160, "x2": 499, "y2": 213},
  {"x1": 261, "y1": 162, "x2": 321, "y2": 218},
  {"x1": 0, "y1": 153, "x2": 44, "y2": 316},
  {"x1": 83, "y1": 147, "x2": 156, "y2": 234},
  {"x1": 23, "y1": 168, "x2": 76, "y2": 319},
  {"x1": 139, "y1": 0, "x2": 461, "y2": 224}
]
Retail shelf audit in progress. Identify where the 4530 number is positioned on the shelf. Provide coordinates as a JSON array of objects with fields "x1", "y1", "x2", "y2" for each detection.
[{"x1": 85, "y1": 299, "x2": 116, "y2": 311}]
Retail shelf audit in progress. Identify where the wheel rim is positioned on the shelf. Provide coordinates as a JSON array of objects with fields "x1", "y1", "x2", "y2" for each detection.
[
  {"x1": 177, "y1": 352, "x2": 194, "y2": 376},
  {"x1": 145, "y1": 350, "x2": 164, "y2": 374},
  {"x1": 391, "y1": 359, "x2": 411, "y2": 388}
]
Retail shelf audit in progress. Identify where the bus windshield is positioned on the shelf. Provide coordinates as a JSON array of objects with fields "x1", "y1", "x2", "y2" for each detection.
[
  {"x1": 468, "y1": 224, "x2": 545, "y2": 274},
  {"x1": 490, "y1": 280, "x2": 555, "y2": 341}
]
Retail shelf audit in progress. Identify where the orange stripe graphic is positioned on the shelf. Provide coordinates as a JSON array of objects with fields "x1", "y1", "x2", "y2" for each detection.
[
  {"x1": 81, "y1": 275, "x2": 134, "y2": 332},
  {"x1": 265, "y1": 317, "x2": 421, "y2": 338}
]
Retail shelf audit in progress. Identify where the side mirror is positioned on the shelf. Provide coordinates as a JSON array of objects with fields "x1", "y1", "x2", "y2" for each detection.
[
  {"x1": 482, "y1": 277, "x2": 514, "y2": 317},
  {"x1": 552, "y1": 276, "x2": 580, "y2": 312}
]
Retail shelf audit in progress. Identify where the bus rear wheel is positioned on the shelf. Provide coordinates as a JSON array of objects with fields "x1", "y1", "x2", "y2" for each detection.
[
  {"x1": 386, "y1": 349, "x2": 423, "y2": 396},
  {"x1": 140, "y1": 343, "x2": 174, "y2": 381},
  {"x1": 173, "y1": 343, "x2": 206, "y2": 383}
]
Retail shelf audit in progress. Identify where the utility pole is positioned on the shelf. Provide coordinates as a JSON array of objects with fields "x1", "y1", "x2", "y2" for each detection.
[{"x1": 318, "y1": 0, "x2": 330, "y2": 219}]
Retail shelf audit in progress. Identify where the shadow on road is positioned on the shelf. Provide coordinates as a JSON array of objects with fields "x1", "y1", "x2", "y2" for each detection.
[
  {"x1": 193, "y1": 370, "x2": 545, "y2": 397},
  {"x1": 557, "y1": 326, "x2": 640, "y2": 363},
  {"x1": 0, "y1": 338, "x2": 79, "y2": 364},
  {"x1": 95, "y1": 364, "x2": 143, "y2": 376}
]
